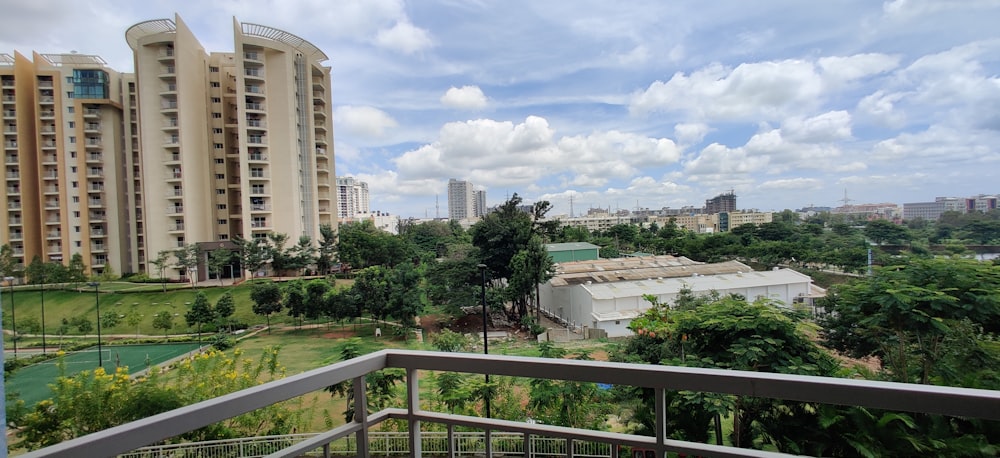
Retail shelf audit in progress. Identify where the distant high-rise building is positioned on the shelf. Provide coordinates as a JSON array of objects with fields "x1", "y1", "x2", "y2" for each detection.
[
  {"x1": 448, "y1": 178, "x2": 476, "y2": 220},
  {"x1": 473, "y1": 189, "x2": 486, "y2": 218},
  {"x1": 705, "y1": 190, "x2": 737, "y2": 214},
  {"x1": 1, "y1": 14, "x2": 336, "y2": 279},
  {"x1": 903, "y1": 195, "x2": 998, "y2": 221},
  {"x1": 337, "y1": 176, "x2": 370, "y2": 219}
]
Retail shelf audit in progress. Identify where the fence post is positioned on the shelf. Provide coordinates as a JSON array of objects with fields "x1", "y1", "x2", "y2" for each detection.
[
  {"x1": 408, "y1": 367, "x2": 422, "y2": 458},
  {"x1": 354, "y1": 375, "x2": 369, "y2": 458}
]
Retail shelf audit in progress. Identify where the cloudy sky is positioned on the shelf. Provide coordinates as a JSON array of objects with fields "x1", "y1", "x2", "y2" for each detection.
[{"x1": 3, "y1": 0, "x2": 1000, "y2": 218}]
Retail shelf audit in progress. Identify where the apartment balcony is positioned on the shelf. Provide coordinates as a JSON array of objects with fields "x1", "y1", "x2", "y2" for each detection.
[
  {"x1": 244, "y1": 68, "x2": 264, "y2": 79},
  {"x1": 4, "y1": 141, "x2": 16, "y2": 149},
  {"x1": 85, "y1": 169, "x2": 103, "y2": 178},
  {"x1": 1, "y1": 95, "x2": 15, "y2": 103},
  {"x1": 37, "y1": 81, "x2": 53, "y2": 88},
  {"x1": 46, "y1": 231, "x2": 61, "y2": 239},
  {"x1": 8, "y1": 217, "x2": 21, "y2": 225},
  {"x1": 4, "y1": 154, "x2": 17, "y2": 164},
  {"x1": 7, "y1": 202, "x2": 21, "y2": 210},
  {"x1": 243, "y1": 51, "x2": 262, "y2": 62},
  {"x1": 166, "y1": 206, "x2": 184, "y2": 214},
  {"x1": 250, "y1": 221, "x2": 269, "y2": 229},
  {"x1": 9, "y1": 232, "x2": 22, "y2": 241},
  {"x1": 161, "y1": 100, "x2": 178, "y2": 110},
  {"x1": 157, "y1": 49, "x2": 175, "y2": 61},
  {"x1": 248, "y1": 153, "x2": 267, "y2": 162},
  {"x1": 5, "y1": 186, "x2": 20, "y2": 195},
  {"x1": 42, "y1": 185, "x2": 58, "y2": 194},
  {"x1": 2, "y1": 110, "x2": 15, "y2": 118},
  {"x1": 246, "y1": 118, "x2": 266, "y2": 128},
  {"x1": 40, "y1": 140, "x2": 56, "y2": 150},
  {"x1": 84, "y1": 137, "x2": 102, "y2": 149},
  {"x1": 250, "y1": 203, "x2": 271, "y2": 212},
  {"x1": 5, "y1": 172, "x2": 19, "y2": 180},
  {"x1": 247, "y1": 136, "x2": 267, "y2": 146},
  {"x1": 86, "y1": 153, "x2": 103, "y2": 163},
  {"x1": 159, "y1": 66, "x2": 176, "y2": 78},
  {"x1": 38, "y1": 110, "x2": 55, "y2": 118},
  {"x1": 315, "y1": 136, "x2": 328, "y2": 145},
  {"x1": 167, "y1": 223, "x2": 184, "y2": 233},
  {"x1": 245, "y1": 102, "x2": 265, "y2": 112},
  {"x1": 83, "y1": 108, "x2": 100, "y2": 118},
  {"x1": 38, "y1": 96, "x2": 54, "y2": 104},
  {"x1": 89, "y1": 212, "x2": 106, "y2": 222},
  {"x1": 44, "y1": 200, "x2": 59, "y2": 209},
  {"x1": 87, "y1": 199, "x2": 104, "y2": 208},
  {"x1": 83, "y1": 123, "x2": 101, "y2": 132},
  {"x1": 160, "y1": 84, "x2": 177, "y2": 94},
  {"x1": 20, "y1": 350, "x2": 1000, "y2": 458},
  {"x1": 40, "y1": 125, "x2": 56, "y2": 134},
  {"x1": 166, "y1": 189, "x2": 183, "y2": 199}
]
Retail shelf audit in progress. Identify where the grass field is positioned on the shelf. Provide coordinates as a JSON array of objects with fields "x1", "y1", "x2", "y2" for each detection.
[{"x1": 7, "y1": 342, "x2": 205, "y2": 407}]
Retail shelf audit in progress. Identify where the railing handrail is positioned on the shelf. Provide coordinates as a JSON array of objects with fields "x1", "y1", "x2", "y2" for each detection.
[{"x1": 20, "y1": 349, "x2": 1000, "y2": 458}]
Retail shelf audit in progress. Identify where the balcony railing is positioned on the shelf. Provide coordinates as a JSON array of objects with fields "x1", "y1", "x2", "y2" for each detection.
[{"x1": 18, "y1": 350, "x2": 1000, "y2": 458}]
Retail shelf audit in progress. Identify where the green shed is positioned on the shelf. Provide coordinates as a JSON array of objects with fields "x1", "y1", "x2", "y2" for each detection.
[{"x1": 545, "y1": 242, "x2": 601, "y2": 263}]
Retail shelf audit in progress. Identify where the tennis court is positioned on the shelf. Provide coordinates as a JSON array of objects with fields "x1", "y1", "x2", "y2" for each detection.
[{"x1": 7, "y1": 342, "x2": 205, "y2": 407}]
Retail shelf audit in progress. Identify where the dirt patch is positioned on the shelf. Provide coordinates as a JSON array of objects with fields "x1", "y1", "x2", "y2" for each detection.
[{"x1": 320, "y1": 330, "x2": 357, "y2": 339}]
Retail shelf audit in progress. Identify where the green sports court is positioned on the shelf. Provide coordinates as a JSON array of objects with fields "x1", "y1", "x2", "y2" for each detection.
[{"x1": 6, "y1": 342, "x2": 205, "y2": 407}]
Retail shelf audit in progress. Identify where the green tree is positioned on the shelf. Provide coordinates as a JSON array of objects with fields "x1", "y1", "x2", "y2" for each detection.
[
  {"x1": 863, "y1": 219, "x2": 911, "y2": 245},
  {"x1": 266, "y1": 232, "x2": 291, "y2": 275},
  {"x1": 283, "y1": 279, "x2": 308, "y2": 327},
  {"x1": 185, "y1": 292, "x2": 216, "y2": 340},
  {"x1": 233, "y1": 235, "x2": 271, "y2": 281},
  {"x1": 66, "y1": 253, "x2": 87, "y2": 284},
  {"x1": 250, "y1": 281, "x2": 283, "y2": 332},
  {"x1": 150, "y1": 250, "x2": 171, "y2": 292},
  {"x1": 615, "y1": 296, "x2": 838, "y2": 451},
  {"x1": 152, "y1": 310, "x2": 174, "y2": 337},
  {"x1": 820, "y1": 257, "x2": 1000, "y2": 384},
  {"x1": 337, "y1": 220, "x2": 413, "y2": 269},
  {"x1": 316, "y1": 224, "x2": 337, "y2": 275},
  {"x1": 126, "y1": 304, "x2": 144, "y2": 339},
  {"x1": 174, "y1": 244, "x2": 200, "y2": 286},
  {"x1": 304, "y1": 279, "x2": 330, "y2": 320},
  {"x1": 0, "y1": 244, "x2": 20, "y2": 280},
  {"x1": 214, "y1": 291, "x2": 236, "y2": 332},
  {"x1": 287, "y1": 235, "x2": 316, "y2": 275},
  {"x1": 207, "y1": 249, "x2": 234, "y2": 286}
]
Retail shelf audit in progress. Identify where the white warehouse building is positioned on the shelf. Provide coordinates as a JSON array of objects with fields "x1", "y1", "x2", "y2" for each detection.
[{"x1": 538, "y1": 256, "x2": 819, "y2": 338}]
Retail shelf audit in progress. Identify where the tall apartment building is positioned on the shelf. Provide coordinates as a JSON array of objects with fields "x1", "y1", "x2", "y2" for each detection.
[
  {"x1": 903, "y1": 195, "x2": 998, "y2": 221},
  {"x1": 1, "y1": 52, "x2": 129, "y2": 275},
  {"x1": 448, "y1": 178, "x2": 474, "y2": 220},
  {"x1": 1, "y1": 14, "x2": 336, "y2": 279},
  {"x1": 473, "y1": 189, "x2": 486, "y2": 218},
  {"x1": 336, "y1": 176, "x2": 370, "y2": 219},
  {"x1": 705, "y1": 190, "x2": 737, "y2": 214}
]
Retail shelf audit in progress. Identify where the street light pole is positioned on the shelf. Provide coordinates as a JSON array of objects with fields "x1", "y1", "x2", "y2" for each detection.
[
  {"x1": 87, "y1": 282, "x2": 101, "y2": 368},
  {"x1": 477, "y1": 263, "x2": 490, "y2": 419},
  {"x1": 39, "y1": 280, "x2": 46, "y2": 355},
  {"x1": 4, "y1": 277, "x2": 15, "y2": 359}
]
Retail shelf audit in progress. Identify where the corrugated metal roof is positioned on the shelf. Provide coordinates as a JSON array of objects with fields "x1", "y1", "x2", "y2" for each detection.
[
  {"x1": 548, "y1": 255, "x2": 752, "y2": 286},
  {"x1": 582, "y1": 269, "x2": 813, "y2": 300},
  {"x1": 545, "y1": 242, "x2": 601, "y2": 252}
]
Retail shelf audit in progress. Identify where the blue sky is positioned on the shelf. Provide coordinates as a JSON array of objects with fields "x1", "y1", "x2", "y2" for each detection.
[{"x1": 3, "y1": 0, "x2": 1000, "y2": 218}]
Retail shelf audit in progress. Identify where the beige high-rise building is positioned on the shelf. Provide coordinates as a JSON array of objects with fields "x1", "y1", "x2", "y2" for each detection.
[
  {"x1": 1, "y1": 52, "x2": 129, "y2": 275},
  {"x1": 1, "y1": 14, "x2": 335, "y2": 280}
]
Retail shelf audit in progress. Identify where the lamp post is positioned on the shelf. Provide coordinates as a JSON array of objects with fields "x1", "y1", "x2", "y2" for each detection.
[
  {"x1": 477, "y1": 263, "x2": 490, "y2": 419},
  {"x1": 39, "y1": 280, "x2": 46, "y2": 355},
  {"x1": 87, "y1": 282, "x2": 101, "y2": 368},
  {"x1": 4, "y1": 277, "x2": 15, "y2": 359}
]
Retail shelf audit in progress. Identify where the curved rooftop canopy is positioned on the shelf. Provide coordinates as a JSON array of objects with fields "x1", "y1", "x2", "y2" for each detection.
[
  {"x1": 241, "y1": 22, "x2": 328, "y2": 63},
  {"x1": 125, "y1": 19, "x2": 177, "y2": 50}
]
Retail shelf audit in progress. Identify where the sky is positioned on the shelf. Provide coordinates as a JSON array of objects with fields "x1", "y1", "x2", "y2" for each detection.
[{"x1": 3, "y1": 0, "x2": 1000, "y2": 218}]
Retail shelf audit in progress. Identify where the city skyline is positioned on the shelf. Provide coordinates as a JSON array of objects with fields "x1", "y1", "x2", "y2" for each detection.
[{"x1": 2, "y1": 1, "x2": 999, "y2": 217}]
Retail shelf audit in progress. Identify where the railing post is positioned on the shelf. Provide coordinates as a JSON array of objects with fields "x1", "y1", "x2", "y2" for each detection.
[
  {"x1": 408, "y1": 367, "x2": 422, "y2": 458},
  {"x1": 354, "y1": 375, "x2": 369, "y2": 458},
  {"x1": 655, "y1": 387, "x2": 665, "y2": 457},
  {"x1": 523, "y1": 432, "x2": 530, "y2": 458},
  {"x1": 485, "y1": 428, "x2": 492, "y2": 458},
  {"x1": 447, "y1": 424, "x2": 455, "y2": 458},
  {"x1": 566, "y1": 437, "x2": 573, "y2": 458}
]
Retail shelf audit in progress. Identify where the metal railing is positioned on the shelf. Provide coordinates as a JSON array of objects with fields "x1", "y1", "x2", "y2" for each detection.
[{"x1": 21, "y1": 350, "x2": 1000, "y2": 458}]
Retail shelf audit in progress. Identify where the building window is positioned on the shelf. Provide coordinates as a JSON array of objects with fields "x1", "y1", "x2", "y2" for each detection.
[
  {"x1": 67, "y1": 91, "x2": 74, "y2": 99},
  {"x1": 70, "y1": 151, "x2": 76, "y2": 158},
  {"x1": 70, "y1": 166, "x2": 76, "y2": 173},
  {"x1": 209, "y1": 66, "x2": 219, "y2": 73},
  {"x1": 218, "y1": 234, "x2": 228, "y2": 240},
  {"x1": 212, "y1": 113, "x2": 222, "y2": 119},
  {"x1": 214, "y1": 158, "x2": 224, "y2": 164},
  {"x1": 210, "y1": 82, "x2": 220, "y2": 88},
  {"x1": 73, "y1": 211, "x2": 80, "y2": 217},
  {"x1": 72, "y1": 196, "x2": 79, "y2": 203},
  {"x1": 72, "y1": 181, "x2": 78, "y2": 188},
  {"x1": 65, "y1": 76, "x2": 73, "y2": 84},
  {"x1": 213, "y1": 128, "x2": 223, "y2": 134},
  {"x1": 214, "y1": 143, "x2": 223, "y2": 149},
  {"x1": 216, "y1": 174, "x2": 224, "y2": 179},
  {"x1": 216, "y1": 189, "x2": 226, "y2": 195},
  {"x1": 72, "y1": 69, "x2": 110, "y2": 99},
  {"x1": 67, "y1": 106, "x2": 74, "y2": 113},
  {"x1": 251, "y1": 184, "x2": 264, "y2": 194},
  {"x1": 217, "y1": 204, "x2": 227, "y2": 210},
  {"x1": 68, "y1": 121, "x2": 75, "y2": 128},
  {"x1": 69, "y1": 136, "x2": 76, "y2": 144},
  {"x1": 75, "y1": 226, "x2": 80, "y2": 232},
  {"x1": 218, "y1": 219, "x2": 227, "y2": 225},
  {"x1": 211, "y1": 97, "x2": 221, "y2": 103}
]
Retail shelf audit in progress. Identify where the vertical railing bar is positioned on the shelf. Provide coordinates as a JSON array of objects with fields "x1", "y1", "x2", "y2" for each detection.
[
  {"x1": 566, "y1": 437, "x2": 573, "y2": 458},
  {"x1": 485, "y1": 428, "x2": 493, "y2": 458},
  {"x1": 407, "y1": 367, "x2": 422, "y2": 458},
  {"x1": 523, "y1": 432, "x2": 530, "y2": 458},
  {"x1": 354, "y1": 375, "x2": 369, "y2": 458},
  {"x1": 448, "y1": 424, "x2": 456, "y2": 458},
  {"x1": 655, "y1": 387, "x2": 665, "y2": 458}
]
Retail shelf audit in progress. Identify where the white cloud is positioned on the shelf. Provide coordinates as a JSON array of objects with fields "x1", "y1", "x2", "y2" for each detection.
[
  {"x1": 375, "y1": 20, "x2": 433, "y2": 54},
  {"x1": 817, "y1": 54, "x2": 900, "y2": 85},
  {"x1": 630, "y1": 60, "x2": 824, "y2": 121},
  {"x1": 440, "y1": 85, "x2": 489, "y2": 110},
  {"x1": 334, "y1": 106, "x2": 399, "y2": 138},
  {"x1": 757, "y1": 178, "x2": 823, "y2": 191},
  {"x1": 684, "y1": 143, "x2": 768, "y2": 176},
  {"x1": 781, "y1": 111, "x2": 853, "y2": 143},
  {"x1": 674, "y1": 123, "x2": 711, "y2": 146},
  {"x1": 857, "y1": 90, "x2": 908, "y2": 128}
]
